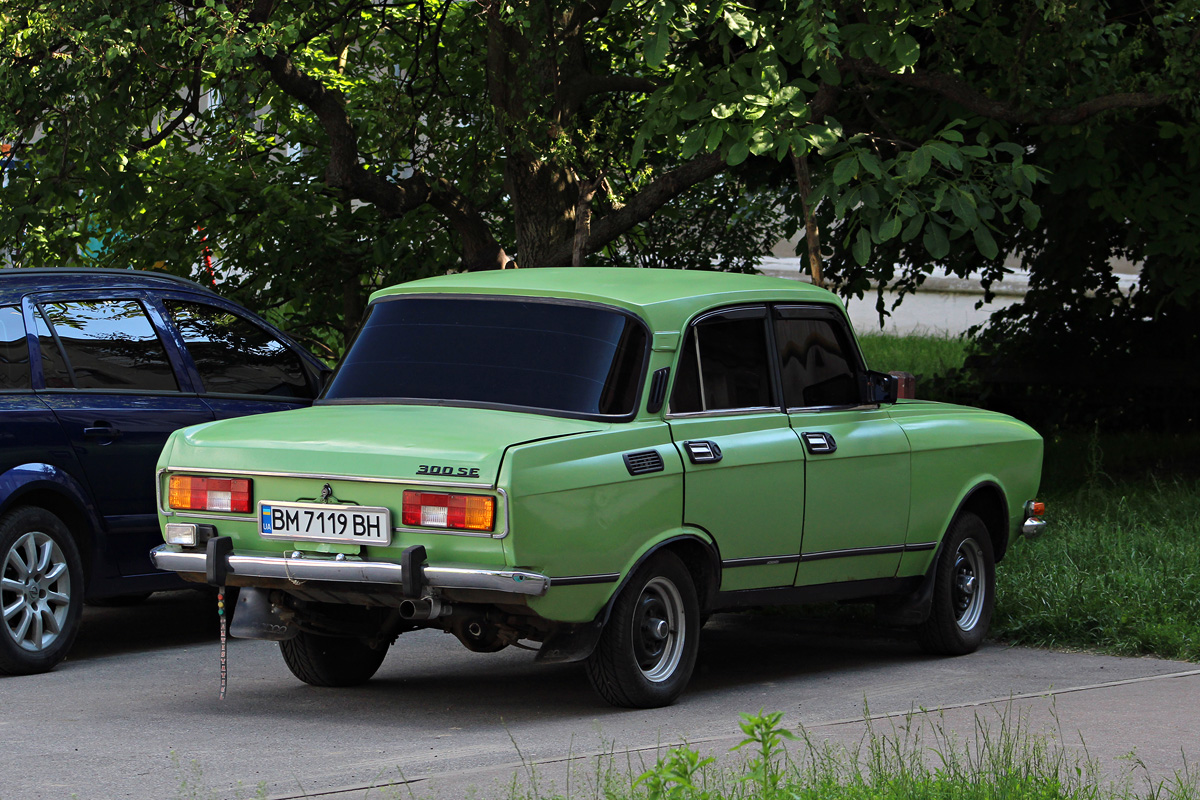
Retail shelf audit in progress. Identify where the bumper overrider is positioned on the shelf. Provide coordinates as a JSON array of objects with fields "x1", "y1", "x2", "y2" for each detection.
[{"x1": 149, "y1": 540, "x2": 550, "y2": 598}]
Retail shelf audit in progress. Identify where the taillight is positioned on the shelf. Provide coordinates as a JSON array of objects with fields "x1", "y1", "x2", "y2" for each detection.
[
  {"x1": 169, "y1": 475, "x2": 253, "y2": 513},
  {"x1": 1025, "y1": 500, "x2": 1046, "y2": 517},
  {"x1": 402, "y1": 491, "x2": 495, "y2": 532}
]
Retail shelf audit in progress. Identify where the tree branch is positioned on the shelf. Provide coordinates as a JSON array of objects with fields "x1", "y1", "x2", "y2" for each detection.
[
  {"x1": 843, "y1": 58, "x2": 1174, "y2": 125},
  {"x1": 543, "y1": 152, "x2": 727, "y2": 265}
]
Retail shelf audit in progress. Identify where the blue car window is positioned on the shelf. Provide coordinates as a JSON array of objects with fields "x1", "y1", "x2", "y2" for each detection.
[
  {"x1": 165, "y1": 300, "x2": 311, "y2": 398},
  {"x1": 0, "y1": 305, "x2": 31, "y2": 390},
  {"x1": 32, "y1": 306, "x2": 72, "y2": 388},
  {"x1": 38, "y1": 300, "x2": 178, "y2": 392}
]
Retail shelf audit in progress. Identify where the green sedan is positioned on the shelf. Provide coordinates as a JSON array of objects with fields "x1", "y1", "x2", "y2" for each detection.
[{"x1": 151, "y1": 268, "x2": 1044, "y2": 708}]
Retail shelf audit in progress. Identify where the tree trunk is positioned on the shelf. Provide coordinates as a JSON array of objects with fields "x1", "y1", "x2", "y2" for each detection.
[
  {"x1": 505, "y1": 152, "x2": 579, "y2": 267},
  {"x1": 790, "y1": 148, "x2": 823, "y2": 287}
]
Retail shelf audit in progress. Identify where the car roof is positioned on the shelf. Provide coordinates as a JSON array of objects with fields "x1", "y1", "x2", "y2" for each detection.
[
  {"x1": 0, "y1": 268, "x2": 213, "y2": 303},
  {"x1": 371, "y1": 268, "x2": 843, "y2": 331}
]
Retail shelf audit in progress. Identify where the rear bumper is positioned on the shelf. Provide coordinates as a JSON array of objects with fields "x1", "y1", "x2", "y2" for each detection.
[{"x1": 149, "y1": 544, "x2": 550, "y2": 597}]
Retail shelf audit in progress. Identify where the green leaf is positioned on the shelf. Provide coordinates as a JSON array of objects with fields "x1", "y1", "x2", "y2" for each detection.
[
  {"x1": 893, "y1": 33, "x2": 919, "y2": 67},
  {"x1": 923, "y1": 223, "x2": 950, "y2": 259},
  {"x1": 906, "y1": 148, "x2": 931, "y2": 181},
  {"x1": 901, "y1": 211, "x2": 925, "y2": 242},
  {"x1": 853, "y1": 227, "x2": 872, "y2": 265},
  {"x1": 646, "y1": 21, "x2": 670, "y2": 68},
  {"x1": 973, "y1": 225, "x2": 999, "y2": 259},
  {"x1": 727, "y1": 140, "x2": 751, "y2": 165},
  {"x1": 878, "y1": 215, "x2": 902, "y2": 241},
  {"x1": 832, "y1": 155, "x2": 858, "y2": 185}
]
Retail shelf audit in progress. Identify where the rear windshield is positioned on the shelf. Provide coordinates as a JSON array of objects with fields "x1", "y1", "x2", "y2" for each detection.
[{"x1": 323, "y1": 296, "x2": 648, "y2": 419}]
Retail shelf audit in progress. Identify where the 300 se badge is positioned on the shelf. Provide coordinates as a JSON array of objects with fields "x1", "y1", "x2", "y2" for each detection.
[
  {"x1": 416, "y1": 465, "x2": 481, "y2": 478},
  {"x1": 259, "y1": 501, "x2": 391, "y2": 545}
]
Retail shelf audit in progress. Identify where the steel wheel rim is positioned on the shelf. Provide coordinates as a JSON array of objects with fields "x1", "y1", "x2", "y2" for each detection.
[
  {"x1": 953, "y1": 537, "x2": 985, "y2": 632},
  {"x1": 2, "y1": 531, "x2": 72, "y2": 653},
  {"x1": 632, "y1": 576, "x2": 684, "y2": 683}
]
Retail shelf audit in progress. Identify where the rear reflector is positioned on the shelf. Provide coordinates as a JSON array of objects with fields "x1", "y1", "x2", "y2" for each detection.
[
  {"x1": 402, "y1": 491, "x2": 495, "y2": 532},
  {"x1": 169, "y1": 475, "x2": 252, "y2": 513}
]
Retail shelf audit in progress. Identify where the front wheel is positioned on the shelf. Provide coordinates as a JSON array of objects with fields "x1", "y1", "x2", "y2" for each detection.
[
  {"x1": 280, "y1": 631, "x2": 389, "y2": 687},
  {"x1": 916, "y1": 512, "x2": 995, "y2": 655},
  {"x1": 0, "y1": 507, "x2": 85, "y2": 675},
  {"x1": 585, "y1": 552, "x2": 699, "y2": 708}
]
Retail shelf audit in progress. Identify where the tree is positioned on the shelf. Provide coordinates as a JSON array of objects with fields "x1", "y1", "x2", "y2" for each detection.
[{"x1": 2, "y1": 1, "x2": 1196, "y2": 357}]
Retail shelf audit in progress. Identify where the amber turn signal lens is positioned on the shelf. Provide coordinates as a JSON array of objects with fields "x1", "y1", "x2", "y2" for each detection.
[{"x1": 169, "y1": 475, "x2": 252, "y2": 513}]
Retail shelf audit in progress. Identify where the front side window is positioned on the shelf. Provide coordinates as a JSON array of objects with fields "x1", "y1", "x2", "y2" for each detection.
[
  {"x1": 774, "y1": 308, "x2": 862, "y2": 408},
  {"x1": 670, "y1": 307, "x2": 773, "y2": 413},
  {"x1": 165, "y1": 301, "x2": 311, "y2": 398},
  {"x1": 36, "y1": 300, "x2": 178, "y2": 391},
  {"x1": 0, "y1": 305, "x2": 30, "y2": 390},
  {"x1": 324, "y1": 296, "x2": 648, "y2": 418}
]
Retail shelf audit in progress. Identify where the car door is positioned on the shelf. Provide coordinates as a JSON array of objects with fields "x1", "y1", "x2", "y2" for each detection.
[
  {"x1": 665, "y1": 305, "x2": 807, "y2": 592},
  {"x1": 155, "y1": 297, "x2": 321, "y2": 419},
  {"x1": 772, "y1": 304, "x2": 912, "y2": 586},
  {"x1": 29, "y1": 293, "x2": 215, "y2": 577}
]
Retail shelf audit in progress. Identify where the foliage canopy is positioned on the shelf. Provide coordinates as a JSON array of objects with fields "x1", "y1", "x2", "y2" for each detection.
[{"x1": 1, "y1": 1, "x2": 1196, "y2": 358}]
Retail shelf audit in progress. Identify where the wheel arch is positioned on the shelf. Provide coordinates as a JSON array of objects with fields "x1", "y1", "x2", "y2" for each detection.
[
  {"x1": 952, "y1": 480, "x2": 1010, "y2": 562},
  {"x1": 0, "y1": 464, "x2": 101, "y2": 577}
]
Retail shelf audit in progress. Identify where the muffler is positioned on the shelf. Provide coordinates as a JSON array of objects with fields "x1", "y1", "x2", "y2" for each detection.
[{"x1": 398, "y1": 596, "x2": 451, "y2": 620}]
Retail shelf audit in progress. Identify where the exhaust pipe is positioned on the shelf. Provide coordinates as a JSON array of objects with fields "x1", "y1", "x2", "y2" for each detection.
[{"x1": 399, "y1": 596, "x2": 451, "y2": 620}]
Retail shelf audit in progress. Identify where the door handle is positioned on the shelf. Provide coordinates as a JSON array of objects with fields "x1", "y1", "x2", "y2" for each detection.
[
  {"x1": 801, "y1": 431, "x2": 836, "y2": 454},
  {"x1": 83, "y1": 424, "x2": 122, "y2": 439},
  {"x1": 682, "y1": 440, "x2": 722, "y2": 464}
]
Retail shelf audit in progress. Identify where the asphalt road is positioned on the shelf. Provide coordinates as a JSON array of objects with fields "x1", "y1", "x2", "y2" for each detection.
[{"x1": 2, "y1": 591, "x2": 1197, "y2": 800}]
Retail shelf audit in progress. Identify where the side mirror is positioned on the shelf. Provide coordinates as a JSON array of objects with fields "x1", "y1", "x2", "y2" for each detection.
[{"x1": 866, "y1": 370, "x2": 899, "y2": 404}]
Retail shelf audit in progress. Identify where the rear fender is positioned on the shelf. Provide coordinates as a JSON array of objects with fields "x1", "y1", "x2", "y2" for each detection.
[
  {"x1": 0, "y1": 463, "x2": 105, "y2": 581},
  {"x1": 536, "y1": 527, "x2": 718, "y2": 664}
]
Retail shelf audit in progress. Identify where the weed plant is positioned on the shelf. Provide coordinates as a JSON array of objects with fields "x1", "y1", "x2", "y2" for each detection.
[
  {"x1": 993, "y1": 475, "x2": 1200, "y2": 662},
  {"x1": 510, "y1": 709, "x2": 1196, "y2": 800}
]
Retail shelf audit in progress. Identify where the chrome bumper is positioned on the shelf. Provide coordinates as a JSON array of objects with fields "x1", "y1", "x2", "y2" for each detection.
[
  {"x1": 150, "y1": 545, "x2": 550, "y2": 597},
  {"x1": 1021, "y1": 517, "x2": 1047, "y2": 537}
]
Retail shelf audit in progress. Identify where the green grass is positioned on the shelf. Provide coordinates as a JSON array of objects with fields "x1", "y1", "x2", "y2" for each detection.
[
  {"x1": 852, "y1": 333, "x2": 1200, "y2": 662},
  {"x1": 993, "y1": 476, "x2": 1200, "y2": 662},
  {"x1": 857, "y1": 332, "x2": 969, "y2": 380}
]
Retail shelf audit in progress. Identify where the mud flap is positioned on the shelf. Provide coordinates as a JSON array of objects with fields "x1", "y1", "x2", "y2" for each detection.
[{"x1": 229, "y1": 587, "x2": 298, "y2": 641}]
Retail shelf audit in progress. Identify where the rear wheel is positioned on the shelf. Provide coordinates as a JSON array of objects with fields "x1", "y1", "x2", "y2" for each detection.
[
  {"x1": 280, "y1": 630, "x2": 389, "y2": 687},
  {"x1": 0, "y1": 507, "x2": 84, "y2": 675},
  {"x1": 916, "y1": 512, "x2": 995, "y2": 655},
  {"x1": 585, "y1": 552, "x2": 699, "y2": 708}
]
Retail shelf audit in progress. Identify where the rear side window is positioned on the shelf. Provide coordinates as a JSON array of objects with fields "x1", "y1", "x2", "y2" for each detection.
[
  {"x1": 774, "y1": 308, "x2": 862, "y2": 408},
  {"x1": 670, "y1": 308, "x2": 773, "y2": 413},
  {"x1": 165, "y1": 300, "x2": 311, "y2": 398},
  {"x1": 36, "y1": 300, "x2": 179, "y2": 391},
  {"x1": 0, "y1": 305, "x2": 30, "y2": 390}
]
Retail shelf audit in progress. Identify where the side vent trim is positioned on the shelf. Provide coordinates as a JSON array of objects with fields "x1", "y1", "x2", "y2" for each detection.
[{"x1": 623, "y1": 450, "x2": 665, "y2": 476}]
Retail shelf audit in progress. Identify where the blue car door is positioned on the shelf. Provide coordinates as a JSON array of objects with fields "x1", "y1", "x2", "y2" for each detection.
[{"x1": 29, "y1": 293, "x2": 214, "y2": 578}]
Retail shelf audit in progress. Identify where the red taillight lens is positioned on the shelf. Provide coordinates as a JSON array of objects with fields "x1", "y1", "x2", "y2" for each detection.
[
  {"x1": 169, "y1": 475, "x2": 252, "y2": 513},
  {"x1": 402, "y1": 491, "x2": 495, "y2": 531}
]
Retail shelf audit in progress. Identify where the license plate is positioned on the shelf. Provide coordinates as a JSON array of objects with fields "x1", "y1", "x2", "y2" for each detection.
[{"x1": 258, "y1": 501, "x2": 392, "y2": 546}]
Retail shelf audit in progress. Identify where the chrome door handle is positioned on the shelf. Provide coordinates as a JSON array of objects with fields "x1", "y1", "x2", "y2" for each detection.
[
  {"x1": 682, "y1": 440, "x2": 722, "y2": 464},
  {"x1": 801, "y1": 431, "x2": 836, "y2": 454}
]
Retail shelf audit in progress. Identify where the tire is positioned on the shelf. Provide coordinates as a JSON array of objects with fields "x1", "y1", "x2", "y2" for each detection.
[
  {"x1": 585, "y1": 551, "x2": 700, "y2": 708},
  {"x1": 0, "y1": 507, "x2": 85, "y2": 675},
  {"x1": 279, "y1": 630, "x2": 389, "y2": 687},
  {"x1": 916, "y1": 511, "x2": 995, "y2": 655}
]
